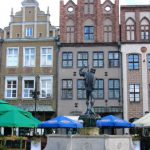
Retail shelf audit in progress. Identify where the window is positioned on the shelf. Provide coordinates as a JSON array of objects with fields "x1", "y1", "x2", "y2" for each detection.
[
  {"x1": 62, "y1": 79, "x2": 73, "y2": 99},
  {"x1": 5, "y1": 77, "x2": 18, "y2": 98},
  {"x1": 77, "y1": 79, "x2": 86, "y2": 99},
  {"x1": 140, "y1": 18, "x2": 150, "y2": 40},
  {"x1": 40, "y1": 76, "x2": 53, "y2": 98},
  {"x1": 67, "y1": 26, "x2": 74, "y2": 43},
  {"x1": 23, "y1": 77, "x2": 34, "y2": 98},
  {"x1": 84, "y1": 26, "x2": 94, "y2": 41},
  {"x1": 104, "y1": 19, "x2": 112, "y2": 42},
  {"x1": 148, "y1": 54, "x2": 150, "y2": 69},
  {"x1": 23, "y1": 47, "x2": 35, "y2": 67},
  {"x1": 6, "y1": 32, "x2": 10, "y2": 38},
  {"x1": 109, "y1": 79, "x2": 120, "y2": 99},
  {"x1": 77, "y1": 52, "x2": 88, "y2": 67},
  {"x1": 66, "y1": 20, "x2": 75, "y2": 43},
  {"x1": 93, "y1": 52, "x2": 104, "y2": 68},
  {"x1": 62, "y1": 52, "x2": 73, "y2": 68},
  {"x1": 68, "y1": 7, "x2": 74, "y2": 13},
  {"x1": 128, "y1": 54, "x2": 139, "y2": 70},
  {"x1": 6, "y1": 48, "x2": 19, "y2": 67},
  {"x1": 84, "y1": 0, "x2": 94, "y2": 14},
  {"x1": 93, "y1": 79, "x2": 104, "y2": 99},
  {"x1": 105, "y1": 6, "x2": 111, "y2": 12},
  {"x1": 41, "y1": 47, "x2": 53, "y2": 67},
  {"x1": 104, "y1": 26, "x2": 112, "y2": 42},
  {"x1": 126, "y1": 18, "x2": 135, "y2": 41},
  {"x1": 25, "y1": 27, "x2": 33, "y2": 37},
  {"x1": 108, "y1": 52, "x2": 120, "y2": 68},
  {"x1": 129, "y1": 84, "x2": 140, "y2": 102}
]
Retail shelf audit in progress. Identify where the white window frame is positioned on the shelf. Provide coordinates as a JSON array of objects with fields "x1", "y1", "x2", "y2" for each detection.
[
  {"x1": 22, "y1": 76, "x2": 35, "y2": 99},
  {"x1": 25, "y1": 27, "x2": 33, "y2": 37},
  {"x1": 40, "y1": 47, "x2": 53, "y2": 67},
  {"x1": 6, "y1": 47, "x2": 19, "y2": 67},
  {"x1": 129, "y1": 84, "x2": 140, "y2": 102},
  {"x1": 23, "y1": 47, "x2": 36, "y2": 67},
  {"x1": 40, "y1": 76, "x2": 53, "y2": 99},
  {"x1": 5, "y1": 76, "x2": 18, "y2": 99}
]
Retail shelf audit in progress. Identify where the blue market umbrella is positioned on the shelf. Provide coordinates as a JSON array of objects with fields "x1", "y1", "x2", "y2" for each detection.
[
  {"x1": 38, "y1": 116, "x2": 83, "y2": 128},
  {"x1": 96, "y1": 115, "x2": 135, "y2": 128}
]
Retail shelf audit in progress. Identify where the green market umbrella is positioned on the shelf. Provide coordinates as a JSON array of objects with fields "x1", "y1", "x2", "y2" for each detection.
[
  {"x1": 0, "y1": 110, "x2": 41, "y2": 128},
  {"x1": 0, "y1": 100, "x2": 8, "y2": 104},
  {"x1": 0, "y1": 100, "x2": 31, "y2": 117}
]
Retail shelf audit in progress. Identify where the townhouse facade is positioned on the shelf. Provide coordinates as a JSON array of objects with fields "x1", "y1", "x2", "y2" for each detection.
[
  {"x1": 0, "y1": 0, "x2": 58, "y2": 121},
  {"x1": 0, "y1": 0, "x2": 149, "y2": 124},
  {"x1": 58, "y1": 0, "x2": 123, "y2": 118},
  {"x1": 0, "y1": 29, "x2": 3, "y2": 75},
  {"x1": 121, "y1": 5, "x2": 150, "y2": 122}
]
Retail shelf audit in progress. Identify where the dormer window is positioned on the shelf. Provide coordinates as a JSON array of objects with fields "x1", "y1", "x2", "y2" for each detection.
[{"x1": 25, "y1": 27, "x2": 33, "y2": 37}]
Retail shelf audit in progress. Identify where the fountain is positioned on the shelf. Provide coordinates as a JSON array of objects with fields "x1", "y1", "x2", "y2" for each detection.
[{"x1": 43, "y1": 67, "x2": 134, "y2": 150}]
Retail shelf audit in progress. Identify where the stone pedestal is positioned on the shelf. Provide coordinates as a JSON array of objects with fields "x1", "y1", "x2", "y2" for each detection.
[
  {"x1": 79, "y1": 127, "x2": 99, "y2": 136},
  {"x1": 44, "y1": 134, "x2": 134, "y2": 150}
]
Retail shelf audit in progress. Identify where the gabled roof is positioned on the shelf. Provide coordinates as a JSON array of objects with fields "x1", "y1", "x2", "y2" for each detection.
[
  {"x1": 102, "y1": 0, "x2": 114, "y2": 5},
  {"x1": 65, "y1": 0, "x2": 76, "y2": 6}
]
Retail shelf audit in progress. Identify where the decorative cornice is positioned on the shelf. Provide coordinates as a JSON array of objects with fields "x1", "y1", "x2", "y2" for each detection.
[
  {"x1": 59, "y1": 42, "x2": 119, "y2": 47},
  {"x1": 3, "y1": 38, "x2": 56, "y2": 42}
]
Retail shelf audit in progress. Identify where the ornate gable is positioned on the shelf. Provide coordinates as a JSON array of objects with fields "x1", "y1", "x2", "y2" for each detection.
[{"x1": 21, "y1": 0, "x2": 39, "y2": 7}]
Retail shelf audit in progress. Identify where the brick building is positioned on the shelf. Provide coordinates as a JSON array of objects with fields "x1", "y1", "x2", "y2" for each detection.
[
  {"x1": 58, "y1": 0, "x2": 122, "y2": 118},
  {"x1": 0, "y1": 0, "x2": 58, "y2": 121},
  {"x1": 121, "y1": 5, "x2": 150, "y2": 122}
]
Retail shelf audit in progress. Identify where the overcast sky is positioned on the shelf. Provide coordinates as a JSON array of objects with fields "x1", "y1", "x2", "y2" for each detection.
[{"x1": 0, "y1": 0, "x2": 149, "y2": 29}]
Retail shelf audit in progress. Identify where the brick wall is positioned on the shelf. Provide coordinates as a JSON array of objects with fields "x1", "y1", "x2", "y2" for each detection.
[
  {"x1": 121, "y1": 6, "x2": 150, "y2": 42},
  {"x1": 60, "y1": 0, "x2": 120, "y2": 43}
]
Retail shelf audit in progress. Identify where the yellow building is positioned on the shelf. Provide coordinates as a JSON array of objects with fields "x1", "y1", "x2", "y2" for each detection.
[{"x1": 1, "y1": 0, "x2": 58, "y2": 121}]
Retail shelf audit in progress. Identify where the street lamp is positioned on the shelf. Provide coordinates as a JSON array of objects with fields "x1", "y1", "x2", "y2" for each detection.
[{"x1": 32, "y1": 75, "x2": 40, "y2": 118}]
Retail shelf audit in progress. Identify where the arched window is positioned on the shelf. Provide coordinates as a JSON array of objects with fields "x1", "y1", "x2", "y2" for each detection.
[
  {"x1": 84, "y1": 19, "x2": 94, "y2": 42},
  {"x1": 66, "y1": 20, "x2": 75, "y2": 43},
  {"x1": 84, "y1": 0, "x2": 94, "y2": 14},
  {"x1": 103, "y1": 19, "x2": 112, "y2": 42},
  {"x1": 140, "y1": 18, "x2": 150, "y2": 40},
  {"x1": 126, "y1": 18, "x2": 135, "y2": 41}
]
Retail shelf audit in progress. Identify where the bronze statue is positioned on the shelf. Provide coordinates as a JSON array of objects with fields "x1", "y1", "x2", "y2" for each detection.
[{"x1": 79, "y1": 66, "x2": 96, "y2": 116}]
